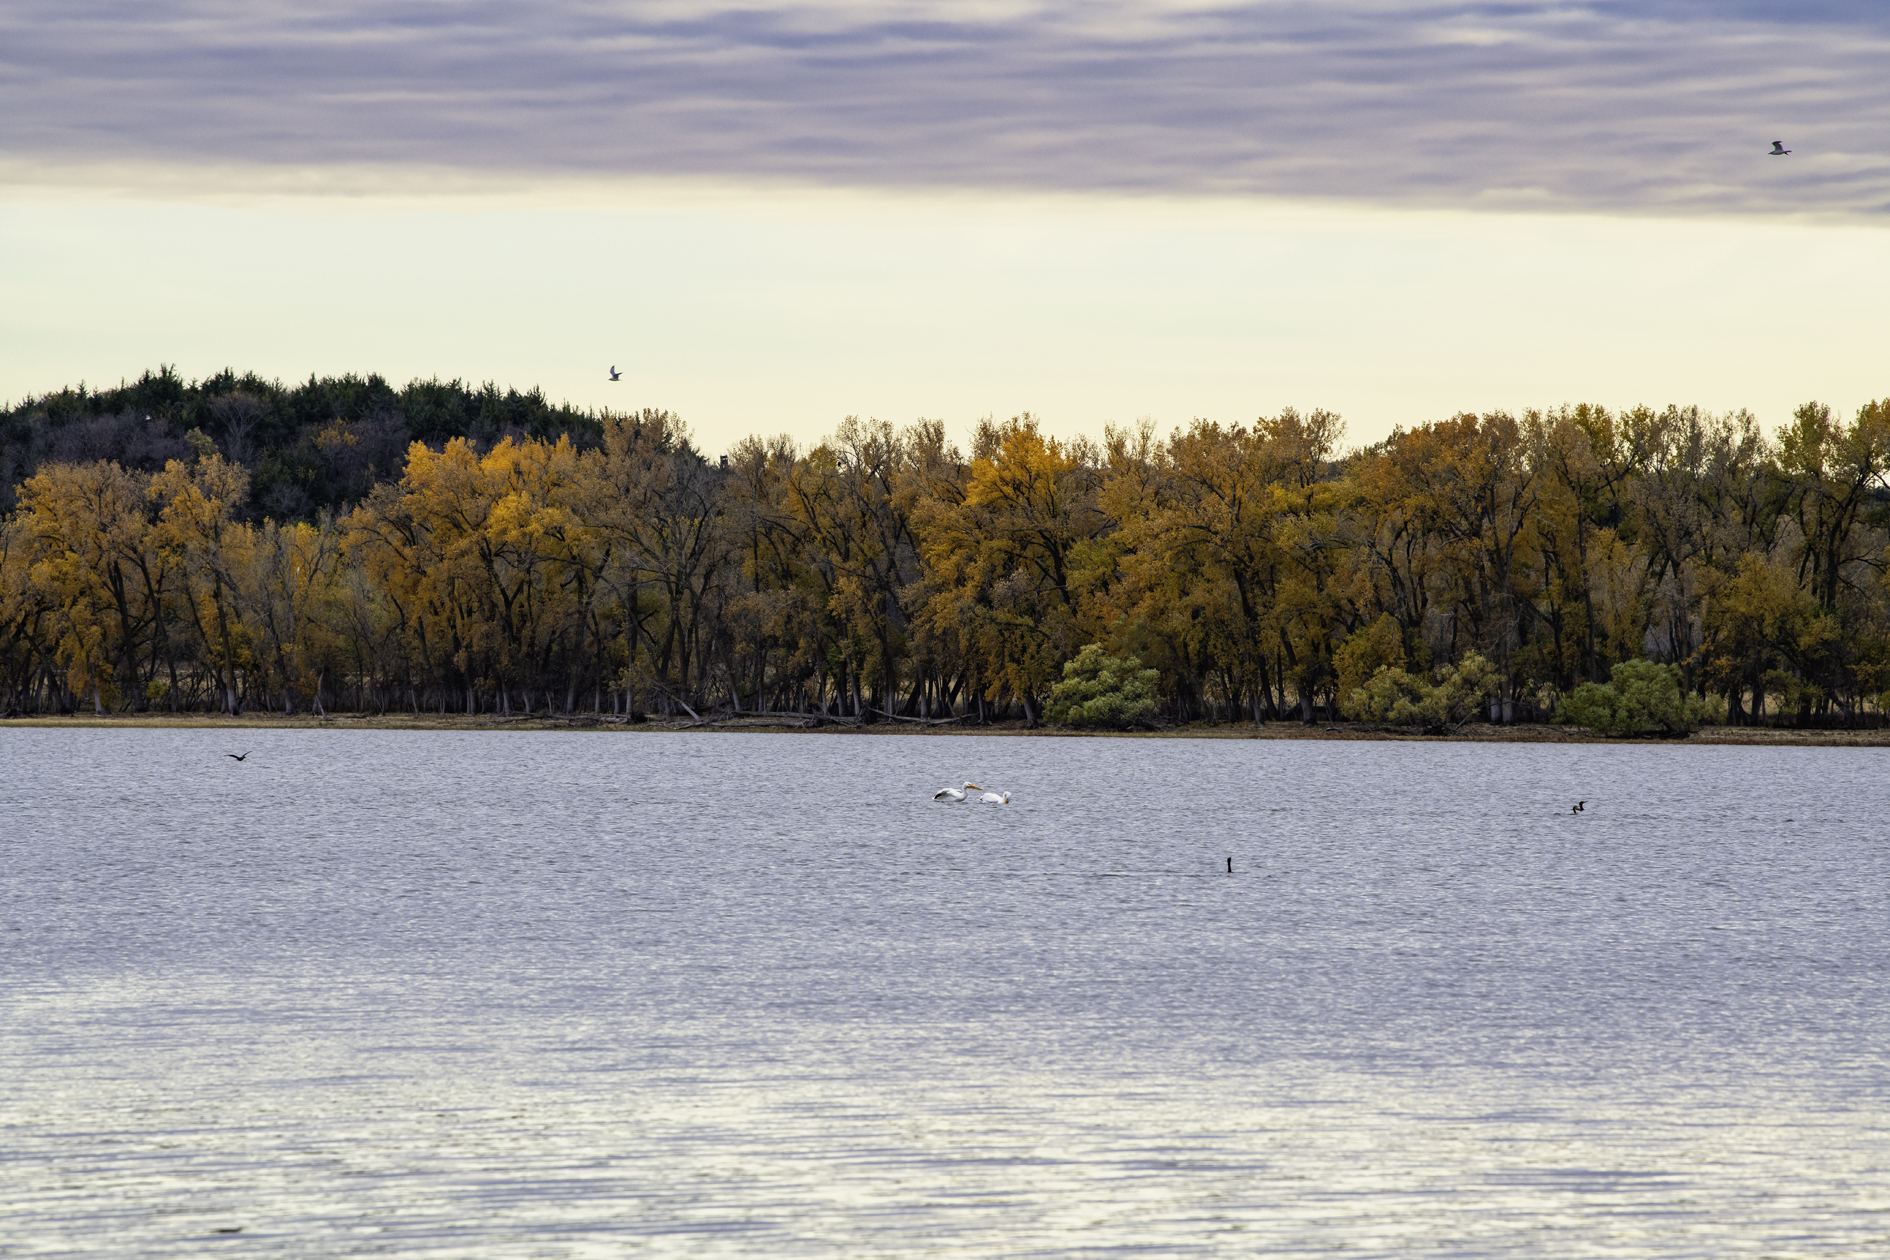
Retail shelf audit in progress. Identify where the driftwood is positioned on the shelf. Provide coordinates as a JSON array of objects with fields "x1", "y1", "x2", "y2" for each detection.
[
  {"x1": 868, "y1": 708, "x2": 977, "y2": 726},
  {"x1": 645, "y1": 682, "x2": 701, "y2": 722},
  {"x1": 657, "y1": 701, "x2": 975, "y2": 731},
  {"x1": 677, "y1": 709, "x2": 860, "y2": 730}
]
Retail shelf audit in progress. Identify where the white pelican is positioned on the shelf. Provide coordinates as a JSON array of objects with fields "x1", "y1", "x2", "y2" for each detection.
[
  {"x1": 977, "y1": 790, "x2": 1010, "y2": 805},
  {"x1": 934, "y1": 781, "x2": 981, "y2": 803}
]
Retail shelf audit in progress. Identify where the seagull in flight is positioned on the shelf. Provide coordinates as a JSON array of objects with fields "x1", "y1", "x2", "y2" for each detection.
[
  {"x1": 608, "y1": 365, "x2": 621, "y2": 381},
  {"x1": 225, "y1": 751, "x2": 251, "y2": 761},
  {"x1": 1770, "y1": 141, "x2": 1790, "y2": 155}
]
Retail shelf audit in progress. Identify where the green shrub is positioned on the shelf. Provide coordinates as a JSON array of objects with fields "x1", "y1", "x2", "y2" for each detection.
[
  {"x1": 1334, "y1": 613, "x2": 1406, "y2": 700},
  {"x1": 1556, "y1": 659, "x2": 1712, "y2": 736},
  {"x1": 1047, "y1": 643, "x2": 1160, "y2": 729},
  {"x1": 1342, "y1": 665, "x2": 1430, "y2": 725},
  {"x1": 1342, "y1": 651, "x2": 1499, "y2": 731},
  {"x1": 1763, "y1": 668, "x2": 1825, "y2": 721}
]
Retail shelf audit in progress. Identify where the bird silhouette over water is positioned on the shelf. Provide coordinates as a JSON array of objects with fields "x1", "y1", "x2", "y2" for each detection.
[
  {"x1": 225, "y1": 751, "x2": 251, "y2": 761},
  {"x1": 1770, "y1": 141, "x2": 1790, "y2": 155},
  {"x1": 608, "y1": 365, "x2": 622, "y2": 381},
  {"x1": 1572, "y1": 800, "x2": 1585, "y2": 813}
]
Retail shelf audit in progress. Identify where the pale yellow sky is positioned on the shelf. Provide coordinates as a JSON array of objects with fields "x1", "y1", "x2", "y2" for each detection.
[{"x1": 5, "y1": 176, "x2": 1886, "y2": 455}]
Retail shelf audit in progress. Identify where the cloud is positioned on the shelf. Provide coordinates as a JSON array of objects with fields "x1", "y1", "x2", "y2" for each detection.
[{"x1": 3, "y1": 1, "x2": 1886, "y2": 216}]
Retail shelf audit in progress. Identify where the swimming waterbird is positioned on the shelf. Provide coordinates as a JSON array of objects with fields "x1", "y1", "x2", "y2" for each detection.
[{"x1": 934, "y1": 781, "x2": 981, "y2": 803}]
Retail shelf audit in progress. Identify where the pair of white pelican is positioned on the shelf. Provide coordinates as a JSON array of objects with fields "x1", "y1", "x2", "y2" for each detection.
[{"x1": 934, "y1": 781, "x2": 1010, "y2": 805}]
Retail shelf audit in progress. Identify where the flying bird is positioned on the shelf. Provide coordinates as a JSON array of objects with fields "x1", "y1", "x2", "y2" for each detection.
[
  {"x1": 1770, "y1": 141, "x2": 1790, "y2": 155},
  {"x1": 934, "y1": 781, "x2": 981, "y2": 803},
  {"x1": 608, "y1": 365, "x2": 621, "y2": 381},
  {"x1": 226, "y1": 752, "x2": 251, "y2": 761}
]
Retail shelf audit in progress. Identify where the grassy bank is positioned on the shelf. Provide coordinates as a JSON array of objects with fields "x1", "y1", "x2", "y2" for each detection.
[{"x1": 5, "y1": 712, "x2": 1889, "y2": 746}]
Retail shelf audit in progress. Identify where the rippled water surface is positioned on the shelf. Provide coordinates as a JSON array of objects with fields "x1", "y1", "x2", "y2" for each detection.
[{"x1": 3, "y1": 729, "x2": 1888, "y2": 1257}]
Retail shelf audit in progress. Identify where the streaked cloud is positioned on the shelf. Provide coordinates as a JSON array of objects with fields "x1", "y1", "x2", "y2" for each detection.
[{"x1": 3, "y1": 1, "x2": 1886, "y2": 216}]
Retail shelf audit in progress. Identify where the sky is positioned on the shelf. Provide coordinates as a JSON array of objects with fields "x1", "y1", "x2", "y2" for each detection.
[{"x1": 3, "y1": 1, "x2": 1887, "y2": 454}]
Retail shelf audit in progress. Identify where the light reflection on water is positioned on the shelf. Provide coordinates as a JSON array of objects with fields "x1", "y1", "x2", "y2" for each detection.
[{"x1": 2, "y1": 730, "x2": 1887, "y2": 1256}]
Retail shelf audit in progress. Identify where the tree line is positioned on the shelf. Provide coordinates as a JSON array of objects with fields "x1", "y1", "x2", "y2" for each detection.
[{"x1": 3, "y1": 371, "x2": 1887, "y2": 728}]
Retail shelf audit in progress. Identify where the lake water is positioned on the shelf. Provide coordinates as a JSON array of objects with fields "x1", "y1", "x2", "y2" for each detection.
[{"x1": 3, "y1": 729, "x2": 1887, "y2": 1257}]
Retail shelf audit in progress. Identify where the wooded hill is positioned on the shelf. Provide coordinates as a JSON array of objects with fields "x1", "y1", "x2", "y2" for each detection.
[
  {"x1": 3, "y1": 367, "x2": 1887, "y2": 729},
  {"x1": 0, "y1": 366, "x2": 601, "y2": 519}
]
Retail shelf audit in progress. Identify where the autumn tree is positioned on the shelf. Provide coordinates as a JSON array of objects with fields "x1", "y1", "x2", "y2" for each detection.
[
  {"x1": 150, "y1": 455, "x2": 252, "y2": 714},
  {"x1": 915, "y1": 416, "x2": 1104, "y2": 725}
]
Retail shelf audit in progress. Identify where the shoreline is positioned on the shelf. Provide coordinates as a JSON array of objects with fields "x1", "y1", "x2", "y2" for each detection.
[{"x1": 4, "y1": 712, "x2": 1888, "y2": 746}]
